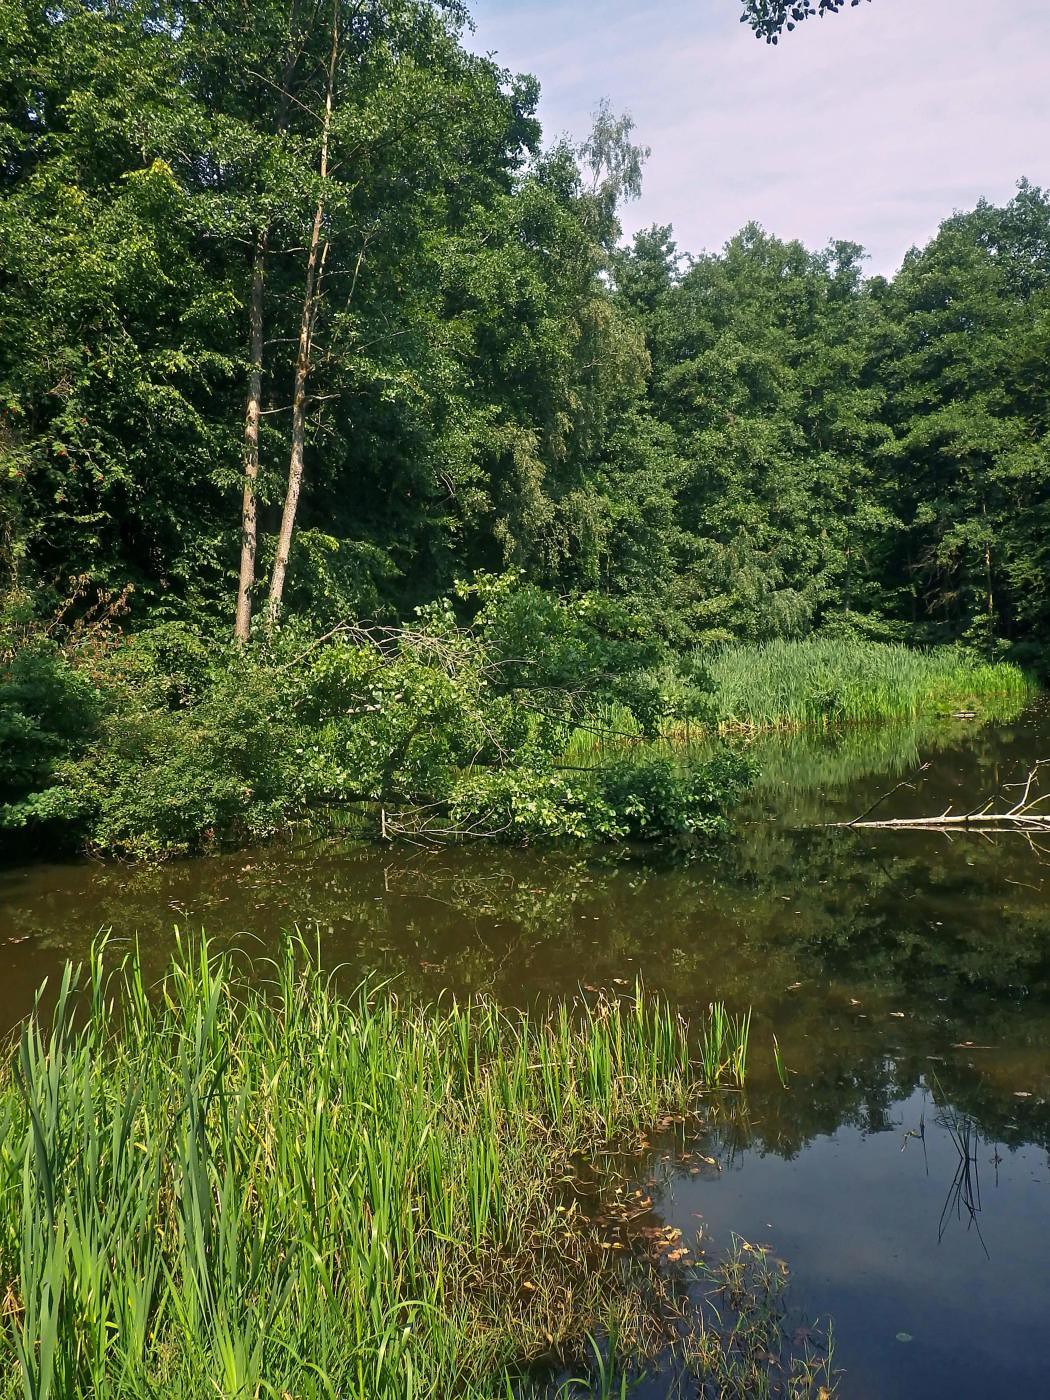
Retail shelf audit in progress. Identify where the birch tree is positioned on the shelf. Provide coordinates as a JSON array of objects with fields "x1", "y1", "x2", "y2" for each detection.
[{"x1": 266, "y1": 0, "x2": 340, "y2": 624}]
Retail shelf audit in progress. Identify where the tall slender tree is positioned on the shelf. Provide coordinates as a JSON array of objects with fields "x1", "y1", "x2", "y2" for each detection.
[{"x1": 266, "y1": 0, "x2": 340, "y2": 624}]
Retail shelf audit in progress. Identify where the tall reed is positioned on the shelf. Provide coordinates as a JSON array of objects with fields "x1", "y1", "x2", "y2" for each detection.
[
  {"x1": 562, "y1": 640, "x2": 1032, "y2": 768},
  {"x1": 0, "y1": 938, "x2": 749, "y2": 1399},
  {"x1": 704, "y1": 637, "x2": 1032, "y2": 733}
]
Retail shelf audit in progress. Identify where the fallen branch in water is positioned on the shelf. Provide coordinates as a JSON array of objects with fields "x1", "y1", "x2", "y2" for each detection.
[
  {"x1": 827, "y1": 760, "x2": 1050, "y2": 832},
  {"x1": 844, "y1": 762, "x2": 931, "y2": 825}
]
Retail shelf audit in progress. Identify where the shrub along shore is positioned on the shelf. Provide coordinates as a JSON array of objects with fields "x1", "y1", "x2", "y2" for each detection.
[
  {"x1": 0, "y1": 938, "x2": 754, "y2": 1400},
  {"x1": 2, "y1": 600, "x2": 1035, "y2": 861},
  {"x1": 2, "y1": 585, "x2": 754, "y2": 860}
]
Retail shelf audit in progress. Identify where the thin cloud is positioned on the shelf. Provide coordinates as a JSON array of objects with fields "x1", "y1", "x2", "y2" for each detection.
[{"x1": 469, "y1": 0, "x2": 1050, "y2": 274}]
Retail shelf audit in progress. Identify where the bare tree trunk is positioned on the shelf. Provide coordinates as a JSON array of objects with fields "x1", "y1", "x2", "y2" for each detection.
[
  {"x1": 267, "y1": 1, "x2": 338, "y2": 625},
  {"x1": 232, "y1": 28, "x2": 302, "y2": 640},
  {"x1": 234, "y1": 229, "x2": 268, "y2": 642},
  {"x1": 266, "y1": 199, "x2": 324, "y2": 622},
  {"x1": 983, "y1": 501, "x2": 994, "y2": 650}
]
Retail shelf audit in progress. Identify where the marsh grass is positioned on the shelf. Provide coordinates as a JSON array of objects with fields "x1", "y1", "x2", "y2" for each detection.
[
  {"x1": 0, "y1": 937, "x2": 751, "y2": 1399},
  {"x1": 547, "y1": 1234, "x2": 836, "y2": 1399},
  {"x1": 563, "y1": 640, "x2": 1032, "y2": 770},
  {"x1": 704, "y1": 637, "x2": 1032, "y2": 733}
]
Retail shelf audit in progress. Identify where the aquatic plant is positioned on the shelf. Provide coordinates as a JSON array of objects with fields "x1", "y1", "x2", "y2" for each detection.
[
  {"x1": 0, "y1": 936, "x2": 751, "y2": 1399},
  {"x1": 552, "y1": 1235, "x2": 837, "y2": 1399},
  {"x1": 688, "y1": 1236, "x2": 837, "y2": 1398},
  {"x1": 562, "y1": 641, "x2": 1033, "y2": 769},
  {"x1": 704, "y1": 637, "x2": 1033, "y2": 733}
]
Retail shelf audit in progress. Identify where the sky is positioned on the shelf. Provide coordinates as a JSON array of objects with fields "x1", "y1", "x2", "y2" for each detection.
[{"x1": 466, "y1": 0, "x2": 1050, "y2": 276}]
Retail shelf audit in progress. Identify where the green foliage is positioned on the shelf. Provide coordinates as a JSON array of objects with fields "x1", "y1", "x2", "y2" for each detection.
[
  {"x1": 0, "y1": 639, "x2": 101, "y2": 840},
  {"x1": 1, "y1": 0, "x2": 1047, "y2": 866},
  {"x1": 614, "y1": 185, "x2": 1050, "y2": 658},
  {"x1": 599, "y1": 751, "x2": 753, "y2": 842},
  {"x1": 2, "y1": 579, "x2": 748, "y2": 858},
  {"x1": 874, "y1": 183, "x2": 1050, "y2": 650},
  {"x1": 742, "y1": 0, "x2": 870, "y2": 44},
  {"x1": 66, "y1": 657, "x2": 302, "y2": 859},
  {"x1": 0, "y1": 0, "x2": 657, "y2": 628},
  {"x1": 3, "y1": 1, "x2": 1047, "y2": 661},
  {"x1": 0, "y1": 937, "x2": 749, "y2": 1398},
  {"x1": 633, "y1": 225, "x2": 893, "y2": 643}
]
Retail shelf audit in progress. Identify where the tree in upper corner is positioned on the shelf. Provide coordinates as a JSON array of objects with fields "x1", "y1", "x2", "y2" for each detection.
[{"x1": 742, "y1": 0, "x2": 870, "y2": 43}]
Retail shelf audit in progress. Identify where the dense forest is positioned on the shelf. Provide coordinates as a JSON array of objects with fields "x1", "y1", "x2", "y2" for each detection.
[{"x1": 2, "y1": 0, "x2": 1047, "y2": 856}]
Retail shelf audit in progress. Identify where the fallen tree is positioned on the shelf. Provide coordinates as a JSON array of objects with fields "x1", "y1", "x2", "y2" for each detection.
[{"x1": 827, "y1": 761, "x2": 1050, "y2": 833}]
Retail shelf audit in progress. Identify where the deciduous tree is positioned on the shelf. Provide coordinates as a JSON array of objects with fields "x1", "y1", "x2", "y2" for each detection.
[{"x1": 741, "y1": 0, "x2": 870, "y2": 44}]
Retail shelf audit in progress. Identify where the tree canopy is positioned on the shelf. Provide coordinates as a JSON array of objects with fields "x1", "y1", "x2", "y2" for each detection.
[{"x1": 1, "y1": 0, "x2": 1047, "y2": 857}]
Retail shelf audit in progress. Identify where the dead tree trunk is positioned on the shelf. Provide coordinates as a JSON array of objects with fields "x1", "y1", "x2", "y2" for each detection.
[
  {"x1": 234, "y1": 228, "x2": 268, "y2": 643},
  {"x1": 267, "y1": 0, "x2": 338, "y2": 626},
  {"x1": 825, "y1": 761, "x2": 1050, "y2": 833}
]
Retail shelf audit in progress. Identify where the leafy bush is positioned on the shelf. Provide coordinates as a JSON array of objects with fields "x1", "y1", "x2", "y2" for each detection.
[
  {"x1": 101, "y1": 621, "x2": 216, "y2": 708},
  {"x1": 67, "y1": 662, "x2": 303, "y2": 859},
  {"x1": 1, "y1": 580, "x2": 751, "y2": 859},
  {"x1": 598, "y1": 751, "x2": 754, "y2": 842},
  {"x1": 0, "y1": 640, "x2": 102, "y2": 843}
]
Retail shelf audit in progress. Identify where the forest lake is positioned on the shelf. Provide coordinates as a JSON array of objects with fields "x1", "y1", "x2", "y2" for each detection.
[{"x1": 2, "y1": 699, "x2": 1049, "y2": 1398}]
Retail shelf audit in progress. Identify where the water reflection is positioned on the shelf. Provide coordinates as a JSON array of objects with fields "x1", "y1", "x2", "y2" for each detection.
[
  {"x1": 643, "y1": 1079, "x2": 1050, "y2": 1399},
  {"x1": 1, "y1": 703, "x2": 1049, "y2": 1394}
]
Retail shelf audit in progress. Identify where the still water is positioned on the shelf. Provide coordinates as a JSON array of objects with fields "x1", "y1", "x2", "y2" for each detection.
[{"x1": 2, "y1": 705, "x2": 1049, "y2": 1395}]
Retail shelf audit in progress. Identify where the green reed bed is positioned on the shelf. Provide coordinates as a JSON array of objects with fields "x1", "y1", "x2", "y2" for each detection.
[
  {"x1": 561, "y1": 641, "x2": 1032, "y2": 770},
  {"x1": 0, "y1": 938, "x2": 750, "y2": 1400},
  {"x1": 704, "y1": 637, "x2": 1032, "y2": 733}
]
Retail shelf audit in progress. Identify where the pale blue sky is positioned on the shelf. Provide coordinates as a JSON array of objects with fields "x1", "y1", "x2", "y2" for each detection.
[{"x1": 467, "y1": 0, "x2": 1050, "y2": 274}]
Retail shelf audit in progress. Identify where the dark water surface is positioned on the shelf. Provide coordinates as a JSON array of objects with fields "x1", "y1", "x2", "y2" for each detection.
[{"x1": 2, "y1": 704, "x2": 1049, "y2": 1396}]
